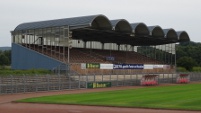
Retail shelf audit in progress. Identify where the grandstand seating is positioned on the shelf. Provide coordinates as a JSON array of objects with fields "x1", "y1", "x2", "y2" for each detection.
[
  {"x1": 21, "y1": 44, "x2": 170, "y2": 74},
  {"x1": 23, "y1": 44, "x2": 163, "y2": 64}
]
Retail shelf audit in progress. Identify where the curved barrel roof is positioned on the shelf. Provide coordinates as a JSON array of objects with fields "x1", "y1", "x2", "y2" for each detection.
[
  {"x1": 177, "y1": 31, "x2": 190, "y2": 42},
  {"x1": 148, "y1": 26, "x2": 164, "y2": 38},
  {"x1": 163, "y1": 28, "x2": 178, "y2": 41},
  {"x1": 13, "y1": 14, "x2": 190, "y2": 45},
  {"x1": 110, "y1": 19, "x2": 132, "y2": 33},
  {"x1": 130, "y1": 23, "x2": 149, "y2": 36},
  {"x1": 14, "y1": 14, "x2": 112, "y2": 31}
]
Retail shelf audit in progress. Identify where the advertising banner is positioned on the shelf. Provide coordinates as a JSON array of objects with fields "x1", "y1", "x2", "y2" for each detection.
[
  {"x1": 106, "y1": 56, "x2": 115, "y2": 61},
  {"x1": 144, "y1": 64, "x2": 154, "y2": 69},
  {"x1": 163, "y1": 65, "x2": 170, "y2": 69},
  {"x1": 86, "y1": 63, "x2": 100, "y2": 69},
  {"x1": 153, "y1": 65, "x2": 164, "y2": 69},
  {"x1": 100, "y1": 64, "x2": 113, "y2": 69},
  {"x1": 81, "y1": 63, "x2": 86, "y2": 69},
  {"x1": 113, "y1": 64, "x2": 144, "y2": 69},
  {"x1": 87, "y1": 82, "x2": 112, "y2": 88}
]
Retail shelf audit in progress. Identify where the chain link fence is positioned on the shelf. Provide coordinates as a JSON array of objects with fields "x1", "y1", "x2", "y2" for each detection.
[{"x1": 0, "y1": 72, "x2": 201, "y2": 94}]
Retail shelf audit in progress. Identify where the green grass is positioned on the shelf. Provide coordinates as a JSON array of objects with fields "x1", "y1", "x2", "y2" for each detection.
[
  {"x1": 0, "y1": 68, "x2": 52, "y2": 76},
  {"x1": 17, "y1": 83, "x2": 201, "y2": 111}
]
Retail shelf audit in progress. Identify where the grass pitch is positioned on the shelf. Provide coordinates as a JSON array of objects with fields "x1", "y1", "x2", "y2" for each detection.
[{"x1": 17, "y1": 83, "x2": 201, "y2": 110}]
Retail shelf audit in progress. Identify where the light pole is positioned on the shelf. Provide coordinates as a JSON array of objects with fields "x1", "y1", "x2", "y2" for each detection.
[{"x1": 67, "y1": 26, "x2": 72, "y2": 89}]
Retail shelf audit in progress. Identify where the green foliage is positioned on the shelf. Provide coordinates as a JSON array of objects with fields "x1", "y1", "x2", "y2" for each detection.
[
  {"x1": 0, "y1": 54, "x2": 9, "y2": 65},
  {"x1": 177, "y1": 56, "x2": 197, "y2": 71},
  {"x1": 4, "y1": 50, "x2": 11, "y2": 64},
  {"x1": 0, "y1": 68, "x2": 52, "y2": 76},
  {"x1": 0, "y1": 50, "x2": 11, "y2": 66},
  {"x1": 176, "y1": 67, "x2": 188, "y2": 72},
  {"x1": 18, "y1": 83, "x2": 201, "y2": 110},
  {"x1": 192, "y1": 67, "x2": 201, "y2": 72},
  {"x1": 177, "y1": 41, "x2": 201, "y2": 67}
]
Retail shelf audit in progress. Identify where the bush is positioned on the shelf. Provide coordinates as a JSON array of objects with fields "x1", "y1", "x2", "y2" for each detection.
[
  {"x1": 176, "y1": 67, "x2": 188, "y2": 72},
  {"x1": 0, "y1": 69, "x2": 52, "y2": 76},
  {"x1": 192, "y1": 67, "x2": 201, "y2": 72},
  {"x1": 177, "y1": 56, "x2": 197, "y2": 71}
]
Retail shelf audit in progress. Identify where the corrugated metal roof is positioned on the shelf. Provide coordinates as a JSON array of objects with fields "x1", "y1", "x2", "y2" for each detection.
[
  {"x1": 110, "y1": 19, "x2": 132, "y2": 33},
  {"x1": 13, "y1": 14, "x2": 190, "y2": 45},
  {"x1": 163, "y1": 28, "x2": 178, "y2": 41},
  {"x1": 130, "y1": 23, "x2": 149, "y2": 36},
  {"x1": 177, "y1": 31, "x2": 190, "y2": 42},
  {"x1": 14, "y1": 14, "x2": 111, "y2": 31},
  {"x1": 148, "y1": 26, "x2": 164, "y2": 37}
]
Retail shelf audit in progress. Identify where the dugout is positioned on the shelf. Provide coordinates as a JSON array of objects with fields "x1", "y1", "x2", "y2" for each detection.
[
  {"x1": 176, "y1": 74, "x2": 190, "y2": 83},
  {"x1": 141, "y1": 75, "x2": 159, "y2": 86}
]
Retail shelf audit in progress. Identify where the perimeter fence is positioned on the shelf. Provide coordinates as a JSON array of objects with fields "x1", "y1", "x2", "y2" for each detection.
[{"x1": 0, "y1": 72, "x2": 201, "y2": 94}]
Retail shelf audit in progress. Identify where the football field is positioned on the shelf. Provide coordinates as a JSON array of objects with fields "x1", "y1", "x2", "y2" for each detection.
[{"x1": 17, "y1": 83, "x2": 201, "y2": 111}]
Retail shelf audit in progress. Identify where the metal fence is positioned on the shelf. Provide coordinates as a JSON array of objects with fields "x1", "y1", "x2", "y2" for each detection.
[{"x1": 0, "y1": 72, "x2": 201, "y2": 94}]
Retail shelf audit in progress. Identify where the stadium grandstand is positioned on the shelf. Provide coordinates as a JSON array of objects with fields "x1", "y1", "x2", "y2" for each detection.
[{"x1": 11, "y1": 14, "x2": 190, "y2": 75}]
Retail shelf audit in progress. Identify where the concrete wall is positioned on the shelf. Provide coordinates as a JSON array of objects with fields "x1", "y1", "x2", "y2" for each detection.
[{"x1": 11, "y1": 43, "x2": 64, "y2": 70}]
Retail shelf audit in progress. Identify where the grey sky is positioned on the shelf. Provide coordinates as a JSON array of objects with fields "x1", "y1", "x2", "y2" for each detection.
[{"x1": 0, "y1": 0, "x2": 200, "y2": 46}]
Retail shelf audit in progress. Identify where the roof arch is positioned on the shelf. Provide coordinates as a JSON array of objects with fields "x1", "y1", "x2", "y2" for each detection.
[
  {"x1": 177, "y1": 31, "x2": 190, "y2": 42},
  {"x1": 12, "y1": 14, "x2": 190, "y2": 45},
  {"x1": 148, "y1": 26, "x2": 164, "y2": 38},
  {"x1": 163, "y1": 28, "x2": 178, "y2": 41},
  {"x1": 14, "y1": 14, "x2": 112, "y2": 31},
  {"x1": 130, "y1": 23, "x2": 149, "y2": 36},
  {"x1": 90, "y1": 15, "x2": 112, "y2": 30},
  {"x1": 110, "y1": 19, "x2": 132, "y2": 33}
]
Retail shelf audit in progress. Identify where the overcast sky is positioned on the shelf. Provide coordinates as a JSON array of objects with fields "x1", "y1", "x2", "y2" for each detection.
[{"x1": 0, "y1": 0, "x2": 200, "y2": 46}]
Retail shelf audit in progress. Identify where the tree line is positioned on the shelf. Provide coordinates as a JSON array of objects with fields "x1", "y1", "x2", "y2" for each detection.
[
  {"x1": 0, "y1": 50, "x2": 11, "y2": 66},
  {"x1": 176, "y1": 41, "x2": 201, "y2": 71}
]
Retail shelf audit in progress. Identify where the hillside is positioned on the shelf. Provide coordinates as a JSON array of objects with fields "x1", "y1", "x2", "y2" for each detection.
[{"x1": 0, "y1": 47, "x2": 11, "y2": 51}]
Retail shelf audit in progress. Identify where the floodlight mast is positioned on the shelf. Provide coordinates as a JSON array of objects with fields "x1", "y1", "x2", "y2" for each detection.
[
  {"x1": 67, "y1": 25, "x2": 72, "y2": 89},
  {"x1": 63, "y1": 26, "x2": 72, "y2": 89}
]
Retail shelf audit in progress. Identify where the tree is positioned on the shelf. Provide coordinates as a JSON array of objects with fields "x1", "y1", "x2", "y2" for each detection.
[
  {"x1": 3, "y1": 50, "x2": 11, "y2": 64},
  {"x1": 177, "y1": 56, "x2": 197, "y2": 71},
  {"x1": 176, "y1": 41, "x2": 201, "y2": 67},
  {"x1": 0, "y1": 54, "x2": 9, "y2": 65}
]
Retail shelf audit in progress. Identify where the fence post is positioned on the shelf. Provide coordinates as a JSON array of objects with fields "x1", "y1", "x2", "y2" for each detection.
[
  {"x1": 102, "y1": 74, "x2": 103, "y2": 82},
  {"x1": 15, "y1": 76, "x2": 17, "y2": 93},
  {"x1": 69, "y1": 72, "x2": 71, "y2": 90},
  {"x1": 10, "y1": 75, "x2": 13, "y2": 94},
  {"x1": 23, "y1": 75, "x2": 25, "y2": 93},
  {"x1": 172, "y1": 73, "x2": 174, "y2": 83},
  {"x1": 110, "y1": 74, "x2": 111, "y2": 82},
  {"x1": 86, "y1": 75, "x2": 88, "y2": 89},
  {"x1": 168, "y1": 74, "x2": 169, "y2": 83},
  {"x1": 124, "y1": 74, "x2": 125, "y2": 86},
  {"x1": 94, "y1": 74, "x2": 95, "y2": 82},
  {"x1": 47, "y1": 75, "x2": 50, "y2": 91},
  {"x1": 130, "y1": 74, "x2": 132, "y2": 80},
  {"x1": 117, "y1": 74, "x2": 118, "y2": 86},
  {"x1": 0, "y1": 76, "x2": 1, "y2": 94},
  {"x1": 58, "y1": 74, "x2": 61, "y2": 90},
  {"x1": 78, "y1": 75, "x2": 80, "y2": 89},
  {"x1": 35, "y1": 74, "x2": 38, "y2": 92}
]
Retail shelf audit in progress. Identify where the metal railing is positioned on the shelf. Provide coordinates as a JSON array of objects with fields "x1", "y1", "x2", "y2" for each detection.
[{"x1": 0, "y1": 72, "x2": 201, "y2": 94}]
